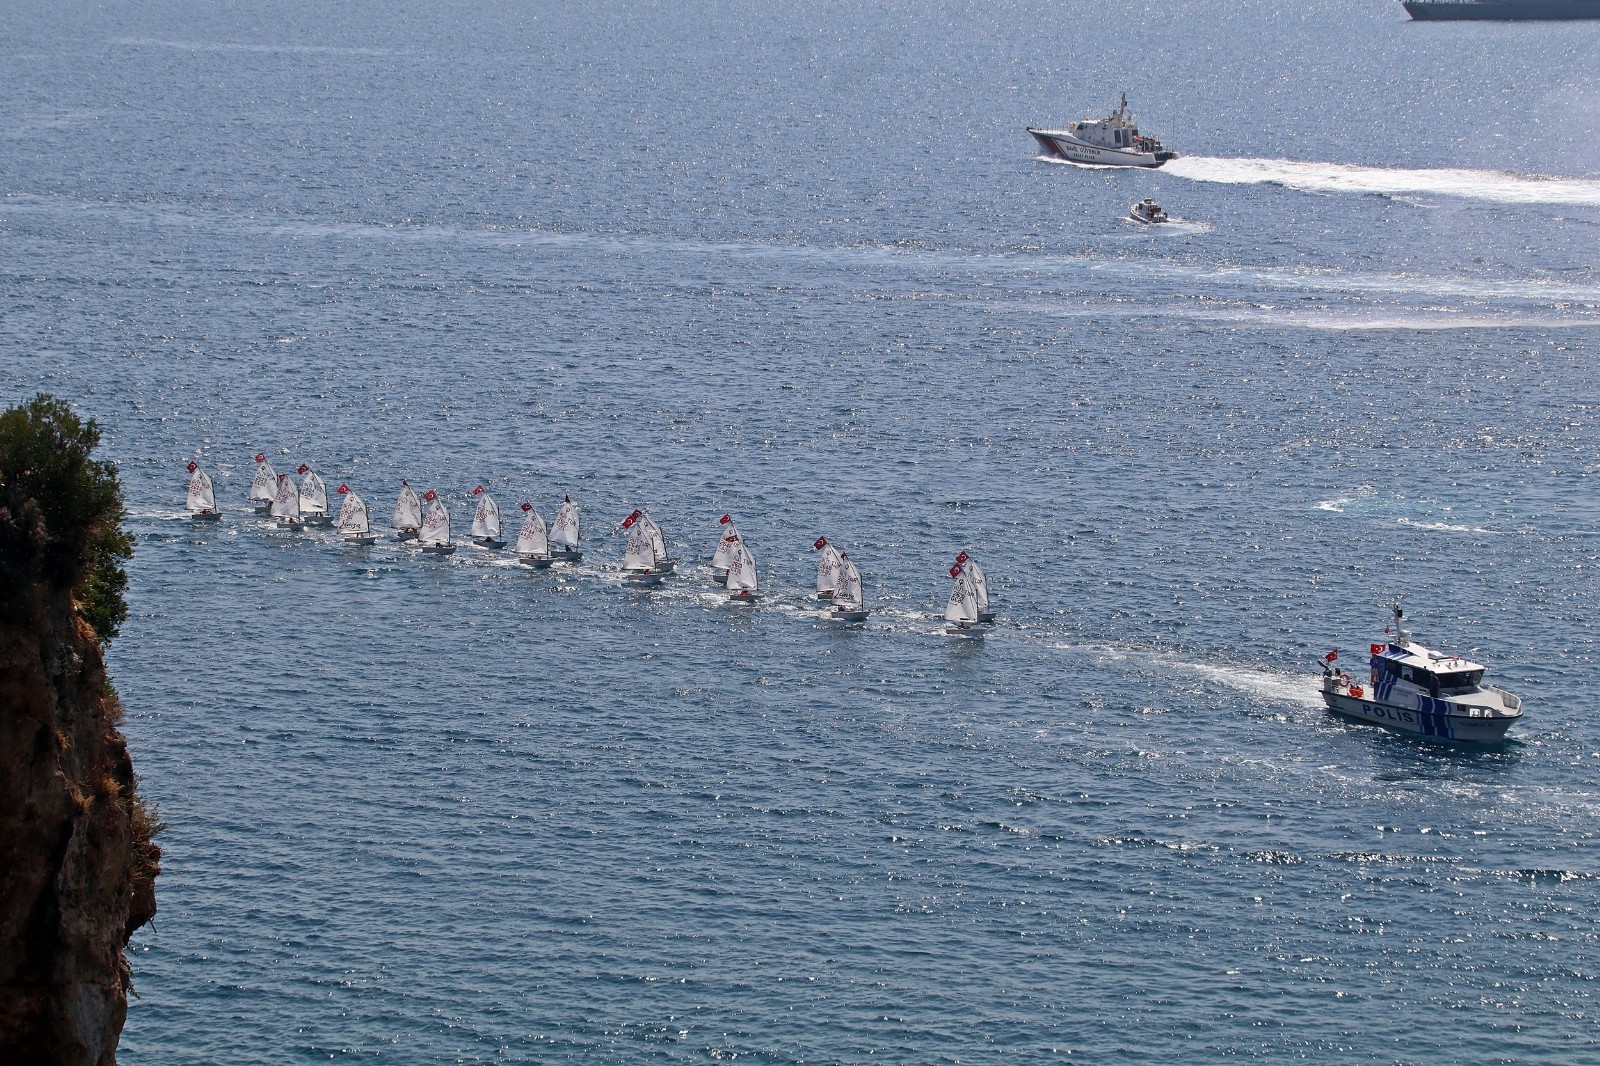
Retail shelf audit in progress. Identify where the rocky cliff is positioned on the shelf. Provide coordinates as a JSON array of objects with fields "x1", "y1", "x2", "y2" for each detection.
[{"x1": 0, "y1": 395, "x2": 159, "y2": 1065}]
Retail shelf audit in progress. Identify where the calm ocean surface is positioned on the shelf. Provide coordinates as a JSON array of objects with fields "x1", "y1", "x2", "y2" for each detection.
[{"x1": 5, "y1": 0, "x2": 1600, "y2": 1060}]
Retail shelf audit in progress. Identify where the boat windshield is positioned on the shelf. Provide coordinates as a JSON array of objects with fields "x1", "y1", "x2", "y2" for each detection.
[{"x1": 1436, "y1": 670, "x2": 1484, "y2": 690}]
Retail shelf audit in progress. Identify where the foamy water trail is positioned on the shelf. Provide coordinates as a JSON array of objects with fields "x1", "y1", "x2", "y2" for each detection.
[{"x1": 1167, "y1": 156, "x2": 1600, "y2": 208}]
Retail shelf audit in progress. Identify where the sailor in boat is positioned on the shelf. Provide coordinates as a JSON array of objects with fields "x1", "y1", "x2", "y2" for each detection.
[{"x1": 185, "y1": 461, "x2": 221, "y2": 521}]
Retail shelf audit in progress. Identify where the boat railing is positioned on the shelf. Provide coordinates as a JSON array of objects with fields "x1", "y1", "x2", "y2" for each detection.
[{"x1": 1483, "y1": 684, "x2": 1522, "y2": 711}]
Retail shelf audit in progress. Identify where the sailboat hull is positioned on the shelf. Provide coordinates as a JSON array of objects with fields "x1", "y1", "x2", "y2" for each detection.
[
  {"x1": 946, "y1": 624, "x2": 984, "y2": 639},
  {"x1": 304, "y1": 514, "x2": 334, "y2": 527},
  {"x1": 831, "y1": 608, "x2": 869, "y2": 623},
  {"x1": 473, "y1": 537, "x2": 506, "y2": 549},
  {"x1": 343, "y1": 534, "x2": 377, "y2": 545},
  {"x1": 189, "y1": 511, "x2": 222, "y2": 522},
  {"x1": 549, "y1": 549, "x2": 583, "y2": 562},
  {"x1": 625, "y1": 570, "x2": 665, "y2": 587},
  {"x1": 518, "y1": 555, "x2": 554, "y2": 569},
  {"x1": 421, "y1": 543, "x2": 456, "y2": 555},
  {"x1": 728, "y1": 590, "x2": 759, "y2": 602}
]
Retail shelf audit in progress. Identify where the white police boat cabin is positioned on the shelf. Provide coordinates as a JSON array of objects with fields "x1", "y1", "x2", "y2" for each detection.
[{"x1": 1320, "y1": 604, "x2": 1523, "y2": 743}]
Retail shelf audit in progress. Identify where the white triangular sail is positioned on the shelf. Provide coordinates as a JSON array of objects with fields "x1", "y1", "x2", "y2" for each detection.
[
  {"x1": 835, "y1": 559, "x2": 864, "y2": 611},
  {"x1": 640, "y1": 515, "x2": 669, "y2": 563},
  {"x1": 515, "y1": 509, "x2": 549, "y2": 555},
  {"x1": 247, "y1": 460, "x2": 277, "y2": 502},
  {"x1": 270, "y1": 475, "x2": 300, "y2": 520},
  {"x1": 946, "y1": 571, "x2": 980, "y2": 624},
  {"x1": 711, "y1": 525, "x2": 741, "y2": 571},
  {"x1": 471, "y1": 493, "x2": 502, "y2": 539},
  {"x1": 551, "y1": 500, "x2": 580, "y2": 551},
  {"x1": 300, "y1": 471, "x2": 329, "y2": 515},
  {"x1": 392, "y1": 483, "x2": 422, "y2": 529},
  {"x1": 623, "y1": 524, "x2": 656, "y2": 571},
  {"x1": 817, "y1": 543, "x2": 842, "y2": 595},
  {"x1": 186, "y1": 468, "x2": 216, "y2": 513},
  {"x1": 966, "y1": 559, "x2": 990, "y2": 614},
  {"x1": 726, "y1": 540, "x2": 759, "y2": 594},
  {"x1": 420, "y1": 499, "x2": 451, "y2": 545},
  {"x1": 337, "y1": 491, "x2": 369, "y2": 534}
]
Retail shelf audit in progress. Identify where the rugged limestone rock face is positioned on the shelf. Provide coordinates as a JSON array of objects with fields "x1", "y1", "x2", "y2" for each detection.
[{"x1": 0, "y1": 395, "x2": 158, "y2": 1065}]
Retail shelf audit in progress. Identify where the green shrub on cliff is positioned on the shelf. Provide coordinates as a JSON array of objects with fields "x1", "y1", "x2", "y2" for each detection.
[{"x1": 0, "y1": 394, "x2": 133, "y2": 643}]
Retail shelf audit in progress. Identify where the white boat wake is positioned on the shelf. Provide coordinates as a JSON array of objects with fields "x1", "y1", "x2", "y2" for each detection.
[{"x1": 1165, "y1": 156, "x2": 1600, "y2": 208}]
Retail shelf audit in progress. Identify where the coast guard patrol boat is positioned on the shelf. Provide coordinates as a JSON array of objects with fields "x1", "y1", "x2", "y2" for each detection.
[
  {"x1": 1320, "y1": 604, "x2": 1524, "y2": 743},
  {"x1": 1028, "y1": 93, "x2": 1178, "y2": 168}
]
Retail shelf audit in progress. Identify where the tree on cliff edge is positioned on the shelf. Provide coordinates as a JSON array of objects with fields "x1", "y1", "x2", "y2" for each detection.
[
  {"x1": 1, "y1": 393, "x2": 157, "y2": 1066},
  {"x1": 0, "y1": 394, "x2": 133, "y2": 643}
]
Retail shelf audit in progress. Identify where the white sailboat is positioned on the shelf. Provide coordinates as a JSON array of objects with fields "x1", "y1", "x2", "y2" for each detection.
[
  {"x1": 710, "y1": 514, "x2": 740, "y2": 585},
  {"x1": 336, "y1": 484, "x2": 376, "y2": 545},
  {"x1": 831, "y1": 553, "x2": 869, "y2": 622},
  {"x1": 392, "y1": 480, "x2": 422, "y2": 541},
  {"x1": 957, "y1": 552, "x2": 996, "y2": 623},
  {"x1": 945, "y1": 563, "x2": 983, "y2": 638},
  {"x1": 298, "y1": 465, "x2": 333, "y2": 527},
  {"x1": 549, "y1": 495, "x2": 582, "y2": 562},
  {"x1": 247, "y1": 452, "x2": 277, "y2": 512},
  {"x1": 269, "y1": 472, "x2": 303, "y2": 528},
  {"x1": 470, "y1": 485, "x2": 505, "y2": 549},
  {"x1": 725, "y1": 538, "x2": 760, "y2": 601},
  {"x1": 621, "y1": 509, "x2": 667, "y2": 586},
  {"x1": 814, "y1": 536, "x2": 842, "y2": 600},
  {"x1": 185, "y1": 461, "x2": 221, "y2": 521},
  {"x1": 419, "y1": 490, "x2": 455, "y2": 555},
  {"x1": 515, "y1": 503, "x2": 553, "y2": 568}
]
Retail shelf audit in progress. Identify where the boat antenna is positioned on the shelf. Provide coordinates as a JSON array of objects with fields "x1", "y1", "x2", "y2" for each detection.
[{"x1": 1389, "y1": 601, "x2": 1409, "y2": 644}]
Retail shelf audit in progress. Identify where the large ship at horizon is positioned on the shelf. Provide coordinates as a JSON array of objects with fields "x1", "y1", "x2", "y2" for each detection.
[{"x1": 1402, "y1": 0, "x2": 1600, "y2": 18}]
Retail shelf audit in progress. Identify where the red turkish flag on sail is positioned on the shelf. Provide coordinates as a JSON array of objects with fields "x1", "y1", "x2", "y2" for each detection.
[
  {"x1": 423, "y1": 490, "x2": 437, "y2": 501},
  {"x1": 297, "y1": 464, "x2": 309, "y2": 475},
  {"x1": 521, "y1": 502, "x2": 533, "y2": 512},
  {"x1": 719, "y1": 514, "x2": 732, "y2": 525},
  {"x1": 337, "y1": 484, "x2": 349, "y2": 495},
  {"x1": 949, "y1": 564, "x2": 963, "y2": 578},
  {"x1": 186, "y1": 461, "x2": 197, "y2": 473},
  {"x1": 813, "y1": 536, "x2": 828, "y2": 550},
  {"x1": 254, "y1": 452, "x2": 265, "y2": 463},
  {"x1": 621, "y1": 509, "x2": 641, "y2": 529}
]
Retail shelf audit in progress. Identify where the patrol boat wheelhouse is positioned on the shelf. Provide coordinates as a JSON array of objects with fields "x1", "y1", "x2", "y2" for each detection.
[
  {"x1": 1028, "y1": 93, "x2": 1178, "y2": 168},
  {"x1": 1320, "y1": 604, "x2": 1524, "y2": 743}
]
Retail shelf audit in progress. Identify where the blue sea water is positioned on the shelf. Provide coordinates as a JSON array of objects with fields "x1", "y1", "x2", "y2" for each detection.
[{"x1": 4, "y1": 0, "x2": 1600, "y2": 1060}]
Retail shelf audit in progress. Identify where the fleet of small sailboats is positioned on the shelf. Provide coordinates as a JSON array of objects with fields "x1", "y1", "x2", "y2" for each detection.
[
  {"x1": 419, "y1": 490, "x2": 455, "y2": 555},
  {"x1": 186, "y1": 458, "x2": 996, "y2": 633},
  {"x1": 186, "y1": 462, "x2": 220, "y2": 521},
  {"x1": 470, "y1": 486, "x2": 505, "y2": 549},
  {"x1": 336, "y1": 484, "x2": 377, "y2": 545}
]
